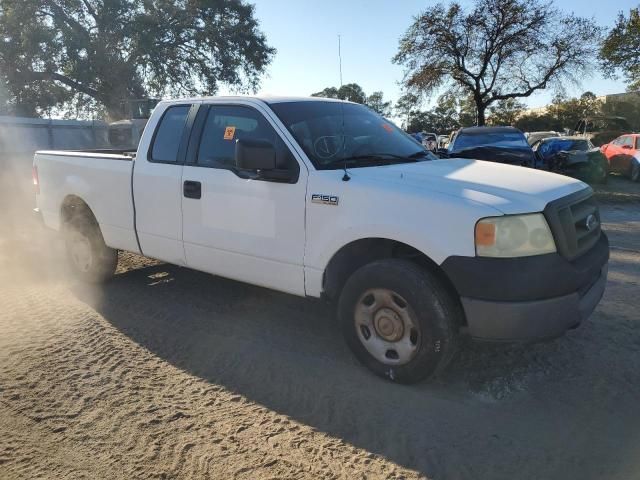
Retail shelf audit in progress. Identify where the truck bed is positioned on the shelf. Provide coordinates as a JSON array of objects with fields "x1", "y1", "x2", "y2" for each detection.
[{"x1": 34, "y1": 149, "x2": 140, "y2": 254}]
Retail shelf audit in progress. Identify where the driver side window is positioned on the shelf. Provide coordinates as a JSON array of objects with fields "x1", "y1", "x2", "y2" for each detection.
[{"x1": 196, "y1": 105, "x2": 299, "y2": 175}]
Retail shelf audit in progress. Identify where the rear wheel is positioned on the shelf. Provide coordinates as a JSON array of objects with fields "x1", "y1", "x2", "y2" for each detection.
[
  {"x1": 338, "y1": 259, "x2": 460, "y2": 384},
  {"x1": 590, "y1": 160, "x2": 608, "y2": 184},
  {"x1": 64, "y1": 217, "x2": 117, "y2": 283}
]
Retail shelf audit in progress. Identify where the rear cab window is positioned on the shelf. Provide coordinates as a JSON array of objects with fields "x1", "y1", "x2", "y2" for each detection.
[
  {"x1": 150, "y1": 105, "x2": 191, "y2": 163},
  {"x1": 453, "y1": 131, "x2": 529, "y2": 150}
]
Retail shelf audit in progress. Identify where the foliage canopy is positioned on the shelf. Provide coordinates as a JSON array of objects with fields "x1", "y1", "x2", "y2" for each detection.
[
  {"x1": 311, "y1": 83, "x2": 392, "y2": 116},
  {"x1": 600, "y1": 6, "x2": 640, "y2": 91},
  {"x1": 0, "y1": 0, "x2": 275, "y2": 117},
  {"x1": 393, "y1": 0, "x2": 602, "y2": 126}
]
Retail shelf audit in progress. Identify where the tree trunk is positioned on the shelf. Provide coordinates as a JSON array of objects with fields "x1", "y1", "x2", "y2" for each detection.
[{"x1": 476, "y1": 103, "x2": 486, "y2": 126}]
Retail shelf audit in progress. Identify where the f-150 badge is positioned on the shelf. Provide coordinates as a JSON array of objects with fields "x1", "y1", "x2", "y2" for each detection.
[{"x1": 311, "y1": 194, "x2": 339, "y2": 206}]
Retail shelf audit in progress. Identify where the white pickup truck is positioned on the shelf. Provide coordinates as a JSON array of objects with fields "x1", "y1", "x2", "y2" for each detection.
[{"x1": 33, "y1": 96, "x2": 609, "y2": 383}]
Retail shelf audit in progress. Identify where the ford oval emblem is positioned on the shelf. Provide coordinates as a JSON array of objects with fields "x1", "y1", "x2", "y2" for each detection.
[{"x1": 585, "y1": 214, "x2": 598, "y2": 231}]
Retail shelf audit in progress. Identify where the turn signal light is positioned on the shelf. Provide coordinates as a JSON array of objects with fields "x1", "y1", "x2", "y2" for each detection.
[{"x1": 475, "y1": 222, "x2": 496, "y2": 246}]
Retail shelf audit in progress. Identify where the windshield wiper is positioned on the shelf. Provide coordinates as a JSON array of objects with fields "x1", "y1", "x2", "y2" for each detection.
[{"x1": 322, "y1": 153, "x2": 420, "y2": 169}]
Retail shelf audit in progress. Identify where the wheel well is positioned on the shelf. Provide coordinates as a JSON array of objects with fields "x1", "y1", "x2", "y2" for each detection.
[
  {"x1": 323, "y1": 238, "x2": 465, "y2": 324},
  {"x1": 60, "y1": 195, "x2": 98, "y2": 226}
]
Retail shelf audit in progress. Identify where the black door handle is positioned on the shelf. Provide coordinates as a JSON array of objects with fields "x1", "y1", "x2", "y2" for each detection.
[{"x1": 183, "y1": 180, "x2": 201, "y2": 199}]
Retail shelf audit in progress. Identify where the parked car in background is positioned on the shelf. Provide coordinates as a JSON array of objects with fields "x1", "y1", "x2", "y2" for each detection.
[
  {"x1": 532, "y1": 137, "x2": 609, "y2": 184},
  {"x1": 437, "y1": 134, "x2": 449, "y2": 149},
  {"x1": 448, "y1": 126, "x2": 535, "y2": 166},
  {"x1": 525, "y1": 131, "x2": 560, "y2": 146},
  {"x1": 600, "y1": 133, "x2": 640, "y2": 182},
  {"x1": 421, "y1": 132, "x2": 437, "y2": 151}
]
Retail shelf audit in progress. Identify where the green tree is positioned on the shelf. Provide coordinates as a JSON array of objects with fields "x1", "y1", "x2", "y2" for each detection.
[
  {"x1": 488, "y1": 99, "x2": 526, "y2": 126},
  {"x1": 457, "y1": 95, "x2": 477, "y2": 128},
  {"x1": 601, "y1": 6, "x2": 640, "y2": 91},
  {"x1": 601, "y1": 94, "x2": 640, "y2": 131},
  {"x1": 366, "y1": 91, "x2": 392, "y2": 116},
  {"x1": 311, "y1": 87, "x2": 340, "y2": 99},
  {"x1": 431, "y1": 92, "x2": 464, "y2": 131},
  {"x1": 311, "y1": 83, "x2": 392, "y2": 115},
  {"x1": 0, "y1": 0, "x2": 275, "y2": 118},
  {"x1": 403, "y1": 92, "x2": 468, "y2": 133},
  {"x1": 395, "y1": 92, "x2": 420, "y2": 129},
  {"x1": 312, "y1": 83, "x2": 367, "y2": 104},
  {"x1": 514, "y1": 92, "x2": 604, "y2": 132},
  {"x1": 514, "y1": 112, "x2": 557, "y2": 132},
  {"x1": 393, "y1": 0, "x2": 602, "y2": 126}
]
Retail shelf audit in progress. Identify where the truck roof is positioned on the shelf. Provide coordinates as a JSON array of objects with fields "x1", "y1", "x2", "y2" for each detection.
[
  {"x1": 459, "y1": 126, "x2": 523, "y2": 135},
  {"x1": 158, "y1": 95, "x2": 350, "y2": 106}
]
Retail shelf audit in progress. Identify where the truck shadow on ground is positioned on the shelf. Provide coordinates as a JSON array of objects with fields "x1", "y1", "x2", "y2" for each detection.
[{"x1": 71, "y1": 255, "x2": 640, "y2": 478}]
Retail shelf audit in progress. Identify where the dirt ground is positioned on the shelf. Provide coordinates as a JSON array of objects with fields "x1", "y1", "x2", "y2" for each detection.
[{"x1": 1, "y1": 156, "x2": 639, "y2": 479}]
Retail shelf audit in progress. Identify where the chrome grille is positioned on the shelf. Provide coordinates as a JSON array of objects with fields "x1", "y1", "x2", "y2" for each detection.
[{"x1": 544, "y1": 189, "x2": 601, "y2": 260}]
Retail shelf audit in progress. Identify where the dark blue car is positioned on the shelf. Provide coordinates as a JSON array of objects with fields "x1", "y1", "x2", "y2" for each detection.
[
  {"x1": 531, "y1": 136, "x2": 609, "y2": 184},
  {"x1": 448, "y1": 126, "x2": 536, "y2": 166}
]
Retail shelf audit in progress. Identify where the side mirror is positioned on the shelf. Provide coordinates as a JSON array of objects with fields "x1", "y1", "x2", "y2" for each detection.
[
  {"x1": 235, "y1": 139, "x2": 276, "y2": 170},
  {"x1": 621, "y1": 144, "x2": 632, "y2": 150}
]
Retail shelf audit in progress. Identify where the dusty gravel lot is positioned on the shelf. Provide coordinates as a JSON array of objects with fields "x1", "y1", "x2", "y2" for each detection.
[{"x1": 1, "y1": 157, "x2": 639, "y2": 479}]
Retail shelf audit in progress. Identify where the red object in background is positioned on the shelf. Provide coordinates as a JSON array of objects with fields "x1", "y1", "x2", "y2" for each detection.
[{"x1": 600, "y1": 133, "x2": 640, "y2": 179}]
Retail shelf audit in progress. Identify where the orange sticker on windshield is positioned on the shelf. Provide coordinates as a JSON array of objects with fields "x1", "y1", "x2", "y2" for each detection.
[
  {"x1": 382, "y1": 123, "x2": 393, "y2": 133},
  {"x1": 223, "y1": 126, "x2": 236, "y2": 140}
]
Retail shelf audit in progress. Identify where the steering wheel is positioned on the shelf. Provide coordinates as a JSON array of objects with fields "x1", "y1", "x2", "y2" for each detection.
[{"x1": 313, "y1": 135, "x2": 354, "y2": 159}]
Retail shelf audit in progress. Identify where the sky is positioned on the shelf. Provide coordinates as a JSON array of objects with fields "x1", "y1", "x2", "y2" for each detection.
[{"x1": 230, "y1": 0, "x2": 637, "y2": 109}]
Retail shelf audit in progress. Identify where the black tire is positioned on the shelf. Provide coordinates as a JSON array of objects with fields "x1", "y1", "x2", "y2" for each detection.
[
  {"x1": 586, "y1": 160, "x2": 608, "y2": 185},
  {"x1": 631, "y1": 162, "x2": 640, "y2": 182},
  {"x1": 64, "y1": 216, "x2": 118, "y2": 283},
  {"x1": 338, "y1": 259, "x2": 460, "y2": 384}
]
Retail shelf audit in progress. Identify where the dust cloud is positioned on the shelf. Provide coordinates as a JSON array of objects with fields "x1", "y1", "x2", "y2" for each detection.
[{"x1": 0, "y1": 150, "x2": 66, "y2": 286}]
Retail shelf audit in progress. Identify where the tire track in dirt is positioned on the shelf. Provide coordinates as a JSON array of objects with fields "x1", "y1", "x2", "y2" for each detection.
[{"x1": 0, "y1": 281, "x2": 423, "y2": 479}]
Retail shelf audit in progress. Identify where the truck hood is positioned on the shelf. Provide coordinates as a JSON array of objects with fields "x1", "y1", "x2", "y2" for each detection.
[{"x1": 348, "y1": 158, "x2": 588, "y2": 214}]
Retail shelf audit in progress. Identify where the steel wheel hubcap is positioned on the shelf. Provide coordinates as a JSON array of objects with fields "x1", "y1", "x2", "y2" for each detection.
[
  {"x1": 354, "y1": 288, "x2": 421, "y2": 366},
  {"x1": 374, "y1": 308, "x2": 404, "y2": 341}
]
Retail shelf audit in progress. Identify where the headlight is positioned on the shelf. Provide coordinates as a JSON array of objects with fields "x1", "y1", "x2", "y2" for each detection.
[{"x1": 475, "y1": 213, "x2": 556, "y2": 257}]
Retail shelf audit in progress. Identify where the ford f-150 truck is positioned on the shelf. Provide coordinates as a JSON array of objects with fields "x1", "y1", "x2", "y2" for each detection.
[{"x1": 33, "y1": 96, "x2": 609, "y2": 384}]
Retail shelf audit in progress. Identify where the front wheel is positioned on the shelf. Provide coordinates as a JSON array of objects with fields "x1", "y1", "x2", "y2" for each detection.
[
  {"x1": 631, "y1": 162, "x2": 640, "y2": 182},
  {"x1": 64, "y1": 217, "x2": 118, "y2": 283},
  {"x1": 338, "y1": 259, "x2": 460, "y2": 384}
]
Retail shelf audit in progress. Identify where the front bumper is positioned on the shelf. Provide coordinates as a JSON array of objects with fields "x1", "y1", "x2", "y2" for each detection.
[
  {"x1": 460, "y1": 265, "x2": 607, "y2": 341},
  {"x1": 442, "y1": 233, "x2": 609, "y2": 342}
]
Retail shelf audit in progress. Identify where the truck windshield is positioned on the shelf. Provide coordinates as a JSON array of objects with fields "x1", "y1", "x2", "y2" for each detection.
[
  {"x1": 453, "y1": 131, "x2": 529, "y2": 150},
  {"x1": 269, "y1": 101, "x2": 436, "y2": 169}
]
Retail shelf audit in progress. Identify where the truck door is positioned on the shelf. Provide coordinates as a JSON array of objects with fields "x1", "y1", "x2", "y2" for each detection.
[
  {"x1": 133, "y1": 103, "x2": 197, "y2": 265},
  {"x1": 181, "y1": 102, "x2": 307, "y2": 295}
]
